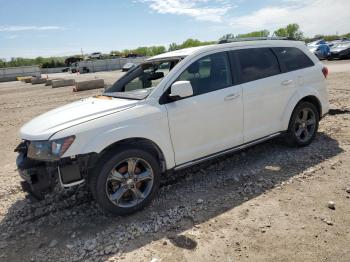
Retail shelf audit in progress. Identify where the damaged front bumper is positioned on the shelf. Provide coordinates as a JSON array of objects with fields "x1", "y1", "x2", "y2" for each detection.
[{"x1": 15, "y1": 141, "x2": 95, "y2": 200}]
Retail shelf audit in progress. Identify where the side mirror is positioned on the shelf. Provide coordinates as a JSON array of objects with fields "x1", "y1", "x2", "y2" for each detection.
[{"x1": 169, "y1": 81, "x2": 193, "y2": 100}]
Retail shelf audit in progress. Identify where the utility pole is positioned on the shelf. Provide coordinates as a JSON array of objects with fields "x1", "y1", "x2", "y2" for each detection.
[{"x1": 81, "y1": 48, "x2": 84, "y2": 60}]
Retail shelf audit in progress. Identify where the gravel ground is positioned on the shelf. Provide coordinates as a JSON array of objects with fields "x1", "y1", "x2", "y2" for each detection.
[{"x1": 0, "y1": 65, "x2": 349, "y2": 262}]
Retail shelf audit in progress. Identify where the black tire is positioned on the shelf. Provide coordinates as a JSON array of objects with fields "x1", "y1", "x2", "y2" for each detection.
[
  {"x1": 89, "y1": 147, "x2": 161, "y2": 215},
  {"x1": 286, "y1": 101, "x2": 319, "y2": 147}
]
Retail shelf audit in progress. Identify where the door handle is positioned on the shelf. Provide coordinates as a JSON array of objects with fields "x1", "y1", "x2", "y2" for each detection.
[
  {"x1": 224, "y1": 93, "x2": 240, "y2": 101},
  {"x1": 281, "y1": 80, "x2": 293, "y2": 86}
]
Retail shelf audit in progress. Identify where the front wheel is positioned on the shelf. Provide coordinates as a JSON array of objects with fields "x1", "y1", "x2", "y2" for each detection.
[
  {"x1": 90, "y1": 148, "x2": 161, "y2": 215},
  {"x1": 286, "y1": 102, "x2": 319, "y2": 147}
]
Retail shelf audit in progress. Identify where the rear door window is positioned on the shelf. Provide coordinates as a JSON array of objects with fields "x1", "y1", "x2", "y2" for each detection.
[
  {"x1": 233, "y1": 48, "x2": 281, "y2": 83},
  {"x1": 272, "y1": 47, "x2": 314, "y2": 72}
]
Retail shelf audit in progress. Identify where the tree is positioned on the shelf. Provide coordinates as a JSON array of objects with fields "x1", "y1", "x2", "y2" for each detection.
[
  {"x1": 176, "y1": 39, "x2": 215, "y2": 49},
  {"x1": 219, "y1": 33, "x2": 235, "y2": 41},
  {"x1": 274, "y1": 23, "x2": 303, "y2": 40},
  {"x1": 147, "y1": 46, "x2": 166, "y2": 56},
  {"x1": 274, "y1": 28, "x2": 287, "y2": 38},
  {"x1": 110, "y1": 50, "x2": 122, "y2": 57},
  {"x1": 219, "y1": 31, "x2": 269, "y2": 41},
  {"x1": 168, "y1": 43, "x2": 179, "y2": 51},
  {"x1": 180, "y1": 39, "x2": 202, "y2": 48},
  {"x1": 135, "y1": 47, "x2": 148, "y2": 56},
  {"x1": 237, "y1": 30, "x2": 270, "y2": 38}
]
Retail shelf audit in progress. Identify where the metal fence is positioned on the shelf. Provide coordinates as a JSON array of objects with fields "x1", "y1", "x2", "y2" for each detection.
[
  {"x1": 40, "y1": 67, "x2": 67, "y2": 74},
  {"x1": 0, "y1": 57, "x2": 147, "y2": 82},
  {"x1": 77, "y1": 57, "x2": 147, "y2": 73},
  {"x1": 0, "y1": 66, "x2": 41, "y2": 82}
]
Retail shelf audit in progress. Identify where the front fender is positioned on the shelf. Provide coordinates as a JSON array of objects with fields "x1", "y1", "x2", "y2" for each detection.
[
  {"x1": 84, "y1": 124, "x2": 174, "y2": 166},
  {"x1": 50, "y1": 104, "x2": 176, "y2": 169}
]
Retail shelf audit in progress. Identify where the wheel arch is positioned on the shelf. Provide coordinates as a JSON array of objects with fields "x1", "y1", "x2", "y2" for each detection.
[
  {"x1": 99, "y1": 137, "x2": 167, "y2": 173},
  {"x1": 282, "y1": 88, "x2": 323, "y2": 130},
  {"x1": 298, "y1": 96, "x2": 322, "y2": 118},
  {"x1": 286, "y1": 95, "x2": 321, "y2": 132}
]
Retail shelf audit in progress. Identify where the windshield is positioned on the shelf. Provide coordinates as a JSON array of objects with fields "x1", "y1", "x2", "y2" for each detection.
[{"x1": 104, "y1": 58, "x2": 181, "y2": 99}]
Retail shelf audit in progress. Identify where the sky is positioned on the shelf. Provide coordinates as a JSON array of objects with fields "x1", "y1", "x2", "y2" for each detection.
[{"x1": 0, "y1": 0, "x2": 349, "y2": 59}]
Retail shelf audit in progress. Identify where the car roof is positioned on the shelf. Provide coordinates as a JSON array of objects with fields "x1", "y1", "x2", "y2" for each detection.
[
  {"x1": 148, "y1": 46, "x2": 205, "y2": 60},
  {"x1": 148, "y1": 40, "x2": 305, "y2": 61}
]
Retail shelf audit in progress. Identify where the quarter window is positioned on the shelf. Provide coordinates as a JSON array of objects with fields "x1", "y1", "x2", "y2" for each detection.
[
  {"x1": 234, "y1": 48, "x2": 280, "y2": 83},
  {"x1": 177, "y1": 52, "x2": 232, "y2": 96},
  {"x1": 272, "y1": 47, "x2": 314, "y2": 72}
]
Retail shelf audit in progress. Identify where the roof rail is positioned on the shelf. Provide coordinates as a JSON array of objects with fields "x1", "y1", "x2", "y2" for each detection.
[{"x1": 218, "y1": 37, "x2": 289, "y2": 44}]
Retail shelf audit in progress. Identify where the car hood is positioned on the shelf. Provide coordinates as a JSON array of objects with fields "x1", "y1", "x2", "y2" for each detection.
[
  {"x1": 308, "y1": 46, "x2": 317, "y2": 52},
  {"x1": 331, "y1": 44, "x2": 350, "y2": 52},
  {"x1": 20, "y1": 96, "x2": 139, "y2": 141}
]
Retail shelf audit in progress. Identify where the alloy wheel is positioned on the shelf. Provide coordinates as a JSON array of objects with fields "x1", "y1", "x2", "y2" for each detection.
[
  {"x1": 105, "y1": 158, "x2": 154, "y2": 208},
  {"x1": 294, "y1": 108, "x2": 316, "y2": 143}
]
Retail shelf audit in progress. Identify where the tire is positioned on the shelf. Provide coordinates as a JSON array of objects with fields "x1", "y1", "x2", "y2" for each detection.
[
  {"x1": 90, "y1": 147, "x2": 161, "y2": 215},
  {"x1": 286, "y1": 101, "x2": 319, "y2": 147}
]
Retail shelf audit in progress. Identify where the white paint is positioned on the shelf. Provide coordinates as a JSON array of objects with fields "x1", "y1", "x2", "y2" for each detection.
[{"x1": 19, "y1": 41, "x2": 329, "y2": 170}]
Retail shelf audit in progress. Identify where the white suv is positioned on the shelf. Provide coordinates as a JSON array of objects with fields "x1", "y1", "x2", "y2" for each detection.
[{"x1": 16, "y1": 40, "x2": 329, "y2": 215}]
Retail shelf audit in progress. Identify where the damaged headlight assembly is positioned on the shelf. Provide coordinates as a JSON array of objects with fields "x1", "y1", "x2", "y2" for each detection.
[{"x1": 27, "y1": 136, "x2": 75, "y2": 161}]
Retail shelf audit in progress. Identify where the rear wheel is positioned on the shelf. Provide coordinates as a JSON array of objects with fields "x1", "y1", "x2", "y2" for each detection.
[
  {"x1": 90, "y1": 148, "x2": 160, "y2": 215},
  {"x1": 286, "y1": 102, "x2": 319, "y2": 147}
]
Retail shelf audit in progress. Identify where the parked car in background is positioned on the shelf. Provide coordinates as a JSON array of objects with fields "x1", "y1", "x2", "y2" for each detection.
[
  {"x1": 328, "y1": 38, "x2": 350, "y2": 47},
  {"x1": 15, "y1": 40, "x2": 329, "y2": 215},
  {"x1": 64, "y1": 56, "x2": 83, "y2": 66},
  {"x1": 122, "y1": 62, "x2": 136, "y2": 72},
  {"x1": 125, "y1": 53, "x2": 143, "y2": 58},
  {"x1": 328, "y1": 41, "x2": 350, "y2": 60},
  {"x1": 307, "y1": 40, "x2": 330, "y2": 60},
  {"x1": 89, "y1": 52, "x2": 103, "y2": 60},
  {"x1": 69, "y1": 62, "x2": 79, "y2": 73}
]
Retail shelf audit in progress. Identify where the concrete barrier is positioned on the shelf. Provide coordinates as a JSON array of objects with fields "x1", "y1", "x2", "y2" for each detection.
[
  {"x1": 17, "y1": 76, "x2": 32, "y2": 82},
  {"x1": 31, "y1": 78, "x2": 47, "y2": 85},
  {"x1": 45, "y1": 78, "x2": 63, "y2": 86},
  {"x1": 46, "y1": 79, "x2": 53, "y2": 86},
  {"x1": 52, "y1": 79, "x2": 75, "y2": 88},
  {"x1": 73, "y1": 79, "x2": 105, "y2": 92}
]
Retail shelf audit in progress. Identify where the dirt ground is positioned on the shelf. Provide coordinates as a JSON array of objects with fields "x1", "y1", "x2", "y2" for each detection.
[{"x1": 0, "y1": 62, "x2": 349, "y2": 262}]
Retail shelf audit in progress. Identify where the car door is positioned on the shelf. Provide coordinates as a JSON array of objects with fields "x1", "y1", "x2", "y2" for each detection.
[
  {"x1": 164, "y1": 52, "x2": 244, "y2": 165},
  {"x1": 230, "y1": 47, "x2": 297, "y2": 143}
]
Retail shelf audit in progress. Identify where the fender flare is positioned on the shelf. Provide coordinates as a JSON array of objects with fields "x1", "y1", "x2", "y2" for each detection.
[{"x1": 281, "y1": 87, "x2": 322, "y2": 130}]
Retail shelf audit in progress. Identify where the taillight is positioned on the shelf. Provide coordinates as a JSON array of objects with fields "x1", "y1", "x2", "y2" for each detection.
[{"x1": 322, "y1": 67, "x2": 328, "y2": 78}]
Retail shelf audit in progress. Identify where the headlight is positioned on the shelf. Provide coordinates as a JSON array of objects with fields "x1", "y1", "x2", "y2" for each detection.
[{"x1": 27, "y1": 136, "x2": 75, "y2": 161}]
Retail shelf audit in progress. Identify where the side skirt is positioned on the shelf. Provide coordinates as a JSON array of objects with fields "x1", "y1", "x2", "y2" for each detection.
[{"x1": 173, "y1": 132, "x2": 283, "y2": 171}]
